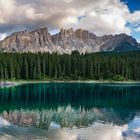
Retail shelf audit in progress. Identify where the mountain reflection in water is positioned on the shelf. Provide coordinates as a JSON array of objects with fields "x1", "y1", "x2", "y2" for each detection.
[{"x1": 0, "y1": 83, "x2": 140, "y2": 140}]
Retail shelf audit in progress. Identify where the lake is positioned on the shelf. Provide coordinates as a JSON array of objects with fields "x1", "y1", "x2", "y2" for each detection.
[{"x1": 0, "y1": 83, "x2": 140, "y2": 140}]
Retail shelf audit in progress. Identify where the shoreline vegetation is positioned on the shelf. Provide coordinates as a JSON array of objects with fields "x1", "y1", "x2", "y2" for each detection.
[{"x1": 0, "y1": 80, "x2": 140, "y2": 88}]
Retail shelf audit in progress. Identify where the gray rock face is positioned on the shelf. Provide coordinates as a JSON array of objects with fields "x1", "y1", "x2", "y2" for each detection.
[{"x1": 0, "y1": 27, "x2": 139, "y2": 54}]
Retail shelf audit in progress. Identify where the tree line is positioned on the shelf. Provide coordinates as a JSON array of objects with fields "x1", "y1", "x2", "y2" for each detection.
[{"x1": 0, "y1": 51, "x2": 140, "y2": 80}]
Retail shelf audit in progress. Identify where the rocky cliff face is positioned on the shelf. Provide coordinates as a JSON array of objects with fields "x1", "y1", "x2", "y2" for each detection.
[{"x1": 0, "y1": 27, "x2": 139, "y2": 54}]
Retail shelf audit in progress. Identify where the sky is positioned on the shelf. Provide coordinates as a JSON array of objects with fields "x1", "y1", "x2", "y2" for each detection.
[{"x1": 0, "y1": 0, "x2": 140, "y2": 42}]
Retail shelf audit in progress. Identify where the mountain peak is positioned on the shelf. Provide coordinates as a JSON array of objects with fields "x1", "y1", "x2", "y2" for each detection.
[
  {"x1": 60, "y1": 28, "x2": 74, "y2": 33},
  {"x1": 59, "y1": 28, "x2": 75, "y2": 40},
  {"x1": 0, "y1": 27, "x2": 139, "y2": 53}
]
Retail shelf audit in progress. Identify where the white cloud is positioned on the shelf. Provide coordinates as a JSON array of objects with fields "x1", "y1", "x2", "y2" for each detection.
[
  {"x1": 135, "y1": 27, "x2": 140, "y2": 32},
  {"x1": 128, "y1": 11, "x2": 140, "y2": 23},
  {"x1": 0, "y1": 0, "x2": 140, "y2": 38},
  {"x1": 0, "y1": 0, "x2": 15, "y2": 23}
]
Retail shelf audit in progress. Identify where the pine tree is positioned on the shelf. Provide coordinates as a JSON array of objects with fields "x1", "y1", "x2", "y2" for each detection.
[{"x1": 36, "y1": 56, "x2": 41, "y2": 79}]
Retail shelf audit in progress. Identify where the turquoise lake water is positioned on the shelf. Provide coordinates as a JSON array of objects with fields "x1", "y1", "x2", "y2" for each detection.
[{"x1": 0, "y1": 83, "x2": 140, "y2": 140}]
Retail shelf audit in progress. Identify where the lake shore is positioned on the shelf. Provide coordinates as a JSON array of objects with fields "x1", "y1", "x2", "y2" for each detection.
[
  {"x1": 1, "y1": 80, "x2": 140, "y2": 88},
  {"x1": 0, "y1": 80, "x2": 140, "y2": 88}
]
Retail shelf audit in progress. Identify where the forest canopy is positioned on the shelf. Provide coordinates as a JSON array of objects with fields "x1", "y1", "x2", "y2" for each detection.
[{"x1": 0, "y1": 51, "x2": 140, "y2": 81}]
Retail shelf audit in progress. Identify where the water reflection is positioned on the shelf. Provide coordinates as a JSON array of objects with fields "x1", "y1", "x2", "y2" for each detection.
[
  {"x1": 0, "y1": 83, "x2": 140, "y2": 140},
  {"x1": 0, "y1": 106, "x2": 135, "y2": 129},
  {"x1": 0, "y1": 83, "x2": 140, "y2": 110}
]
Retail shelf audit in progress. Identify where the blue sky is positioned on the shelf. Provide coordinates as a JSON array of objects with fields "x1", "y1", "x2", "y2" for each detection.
[
  {"x1": 0, "y1": 0, "x2": 140, "y2": 42},
  {"x1": 122, "y1": 0, "x2": 140, "y2": 12},
  {"x1": 122, "y1": 0, "x2": 140, "y2": 42}
]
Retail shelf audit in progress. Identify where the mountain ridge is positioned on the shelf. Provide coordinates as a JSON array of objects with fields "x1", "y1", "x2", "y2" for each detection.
[{"x1": 0, "y1": 27, "x2": 139, "y2": 54}]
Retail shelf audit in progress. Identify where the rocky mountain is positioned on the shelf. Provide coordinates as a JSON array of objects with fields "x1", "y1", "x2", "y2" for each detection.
[{"x1": 0, "y1": 27, "x2": 139, "y2": 54}]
